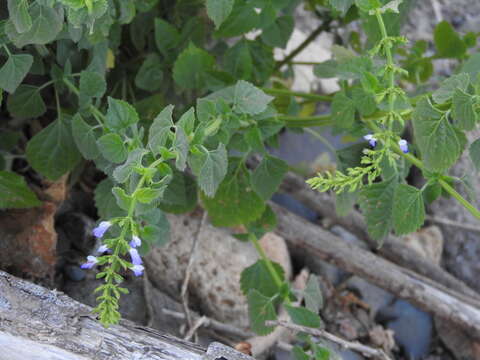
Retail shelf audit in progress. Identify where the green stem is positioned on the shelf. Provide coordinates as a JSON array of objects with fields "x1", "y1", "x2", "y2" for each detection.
[
  {"x1": 263, "y1": 88, "x2": 332, "y2": 102},
  {"x1": 63, "y1": 77, "x2": 107, "y2": 123},
  {"x1": 281, "y1": 114, "x2": 334, "y2": 128}
]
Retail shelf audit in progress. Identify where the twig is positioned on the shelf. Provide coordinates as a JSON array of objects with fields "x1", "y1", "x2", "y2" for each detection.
[
  {"x1": 142, "y1": 269, "x2": 155, "y2": 327},
  {"x1": 426, "y1": 215, "x2": 480, "y2": 234},
  {"x1": 181, "y1": 211, "x2": 208, "y2": 340},
  {"x1": 275, "y1": 19, "x2": 332, "y2": 70},
  {"x1": 184, "y1": 316, "x2": 209, "y2": 342},
  {"x1": 266, "y1": 320, "x2": 392, "y2": 360}
]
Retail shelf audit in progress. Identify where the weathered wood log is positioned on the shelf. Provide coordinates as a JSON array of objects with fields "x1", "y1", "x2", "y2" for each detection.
[
  {"x1": 279, "y1": 171, "x2": 480, "y2": 301},
  {"x1": 271, "y1": 203, "x2": 480, "y2": 340},
  {"x1": 0, "y1": 271, "x2": 252, "y2": 360}
]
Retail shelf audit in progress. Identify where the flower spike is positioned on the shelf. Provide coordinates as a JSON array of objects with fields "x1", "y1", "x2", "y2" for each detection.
[
  {"x1": 129, "y1": 248, "x2": 143, "y2": 265},
  {"x1": 131, "y1": 264, "x2": 144, "y2": 276},
  {"x1": 398, "y1": 139, "x2": 409, "y2": 153},
  {"x1": 364, "y1": 134, "x2": 377, "y2": 147},
  {"x1": 129, "y1": 235, "x2": 142, "y2": 248},
  {"x1": 81, "y1": 255, "x2": 98, "y2": 269},
  {"x1": 93, "y1": 221, "x2": 111, "y2": 238}
]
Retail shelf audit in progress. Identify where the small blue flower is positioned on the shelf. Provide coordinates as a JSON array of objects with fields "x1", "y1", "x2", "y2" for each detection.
[
  {"x1": 129, "y1": 235, "x2": 142, "y2": 248},
  {"x1": 131, "y1": 264, "x2": 144, "y2": 276},
  {"x1": 93, "y1": 221, "x2": 111, "y2": 238},
  {"x1": 129, "y1": 248, "x2": 142, "y2": 265},
  {"x1": 399, "y1": 139, "x2": 409, "y2": 153},
  {"x1": 80, "y1": 255, "x2": 98, "y2": 269},
  {"x1": 364, "y1": 134, "x2": 377, "y2": 147},
  {"x1": 97, "y1": 244, "x2": 109, "y2": 253}
]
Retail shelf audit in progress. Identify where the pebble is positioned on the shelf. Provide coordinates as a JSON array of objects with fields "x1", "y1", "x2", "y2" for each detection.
[{"x1": 64, "y1": 265, "x2": 86, "y2": 282}]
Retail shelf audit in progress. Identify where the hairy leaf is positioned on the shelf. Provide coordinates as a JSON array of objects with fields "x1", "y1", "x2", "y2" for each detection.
[
  {"x1": 173, "y1": 44, "x2": 215, "y2": 90},
  {"x1": 434, "y1": 21, "x2": 467, "y2": 59},
  {"x1": 206, "y1": 0, "x2": 234, "y2": 29},
  {"x1": 80, "y1": 71, "x2": 106, "y2": 98},
  {"x1": 0, "y1": 54, "x2": 33, "y2": 93},
  {"x1": 392, "y1": 184, "x2": 425, "y2": 235},
  {"x1": 240, "y1": 260, "x2": 285, "y2": 298},
  {"x1": 0, "y1": 170, "x2": 41, "y2": 209},
  {"x1": 7, "y1": 0, "x2": 32, "y2": 34},
  {"x1": 247, "y1": 289, "x2": 277, "y2": 335},
  {"x1": 285, "y1": 305, "x2": 322, "y2": 328},
  {"x1": 469, "y1": 139, "x2": 480, "y2": 172},
  {"x1": 97, "y1": 133, "x2": 127, "y2": 164},
  {"x1": 148, "y1": 105, "x2": 174, "y2": 155},
  {"x1": 304, "y1": 275, "x2": 323, "y2": 313},
  {"x1": 432, "y1": 73, "x2": 469, "y2": 104},
  {"x1": 452, "y1": 88, "x2": 477, "y2": 131},
  {"x1": 251, "y1": 155, "x2": 288, "y2": 201},
  {"x1": 105, "y1": 97, "x2": 140, "y2": 131},
  {"x1": 233, "y1": 80, "x2": 273, "y2": 115},
  {"x1": 7, "y1": 85, "x2": 46, "y2": 118},
  {"x1": 331, "y1": 91, "x2": 356, "y2": 128},
  {"x1": 72, "y1": 114, "x2": 100, "y2": 160}
]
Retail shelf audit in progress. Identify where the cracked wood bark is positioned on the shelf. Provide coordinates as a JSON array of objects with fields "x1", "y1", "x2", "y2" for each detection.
[
  {"x1": 271, "y1": 203, "x2": 480, "y2": 340},
  {"x1": 279, "y1": 171, "x2": 480, "y2": 301},
  {"x1": 0, "y1": 271, "x2": 206, "y2": 360}
]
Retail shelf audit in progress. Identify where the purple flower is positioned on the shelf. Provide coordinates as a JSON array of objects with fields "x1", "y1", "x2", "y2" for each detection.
[
  {"x1": 364, "y1": 134, "x2": 377, "y2": 147},
  {"x1": 80, "y1": 255, "x2": 98, "y2": 269},
  {"x1": 93, "y1": 221, "x2": 111, "y2": 238},
  {"x1": 129, "y1": 235, "x2": 142, "y2": 248},
  {"x1": 398, "y1": 139, "x2": 409, "y2": 153},
  {"x1": 131, "y1": 264, "x2": 144, "y2": 276},
  {"x1": 129, "y1": 248, "x2": 142, "y2": 265},
  {"x1": 97, "y1": 244, "x2": 109, "y2": 253}
]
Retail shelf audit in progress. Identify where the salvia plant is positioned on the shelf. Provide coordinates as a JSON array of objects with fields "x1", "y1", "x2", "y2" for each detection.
[{"x1": 1, "y1": 0, "x2": 480, "y2": 358}]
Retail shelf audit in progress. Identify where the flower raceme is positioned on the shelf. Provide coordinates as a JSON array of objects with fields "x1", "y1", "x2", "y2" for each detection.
[
  {"x1": 364, "y1": 134, "x2": 377, "y2": 147},
  {"x1": 398, "y1": 139, "x2": 409, "y2": 153},
  {"x1": 92, "y1": 221, "x2": 111, "y2": 238}
]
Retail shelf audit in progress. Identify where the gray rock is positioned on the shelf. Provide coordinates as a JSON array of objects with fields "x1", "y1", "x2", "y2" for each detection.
[{"x1": 63, "y1": 265, "x2": 86, "y2": 282}]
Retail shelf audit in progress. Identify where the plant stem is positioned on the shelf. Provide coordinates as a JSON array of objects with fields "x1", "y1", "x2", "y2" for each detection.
[
  {"x1": 304, "y1": 127, "x2": 339, "y2": 163},
  {"x1": 249, "y1": 234, "x2": 284, "y2": 290},
  {"x1": 262, "y1": 88, "x2": 332, "y2": 102},
  {"x1": 281, "y1": 114, "x2": 334, "y2": 128},
  {"x1": 63, "y1": 77, "x2": 107, "y2": 122}
]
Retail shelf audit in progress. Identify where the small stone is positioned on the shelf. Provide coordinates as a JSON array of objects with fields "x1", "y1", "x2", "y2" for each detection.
[{"x1": 64, "y1": 265, "x2": 86, "y2": 282}]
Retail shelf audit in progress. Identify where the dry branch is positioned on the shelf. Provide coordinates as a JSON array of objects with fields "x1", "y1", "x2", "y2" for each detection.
[{"x1": 271, "y1": 203, "x2": 480, "y2": 340}]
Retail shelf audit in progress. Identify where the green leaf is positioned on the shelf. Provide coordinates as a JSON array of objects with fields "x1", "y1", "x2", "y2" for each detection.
[
  {"x1": 392, "y1": 184, "x2": 425, "y2": 235},
  {"x1": 244, "y1": 205, "x2": 277, "y2": 239},
  {"x1": 135, "y1": 54, "x2": 163, "y2": 92},
  {"x1": 434, "y1": 21, "x2": 467, "y2": 59},
  {"x1": 0, "y1": 170, "x2": 41, "y2": 209},
  {"x1": 112, "y1": 187, "x2": 132, "y2": 211},
  {"x1": 247, "y1": 289, "x2": 277, "y2": 335},
  {"x1": 201, "y1": 161, "x2": 265, "y2": 227},
  {"x1": 154, "y1": 18, "x2": 180, "y2": 57},
  {"x1": 0, "y1": 130, "x2": 20, "y2": 152},
  {"x1": 285, "y1": 304, "x2": 322, "y2": 328},
  {"x1": 304, "y1": 275, "x2": 323, "y2": 313},
  {"x1": 177, "y1": 107, "x2": 196, "y2": 135},
  {"x1": 139, "y1": 214, "x2": 170, "y2": 250},
  {"x1": 331, "y1": 91, "x2": 356, "y2": 128},
  {"x1": 158, "y1": 171, "x2": 198, "y2": 214},
  {"x1": 5, "y1": 4, "x2": 62, "y2": 47},
  {"x1": 215, "y1": 2, "x2": 259, "y2": 38},
  {"x1": 359, "y1": 177, "x2": 397, "y2": 241},
  {"x1": 105, "y1": 97, "x2": 140, "y2": 131},
  {"x1": 355, "y1": 0, "x2": 381, "y2": 12},
  {"x1": 112, "y1": 148, "x2": 146, "y2": 183},
  {"x1": 173, "y1": 126, "x2": 189, "y2": 171},
  {"x1": 224, "y1": 40, "x2": 253, "y2": 80},
  {"x1": 26, "y1": 117, "x2": 81, "y2": 181},
  {"x1": 233, "y1": 80, "x2": 273, "y2": 115},
  {"x1": 206, "y1": 0, "x2": 234, "y2": 29},
  {"x1": 0, "y1": 54, "x2": 33, "y2": 93},
  {"x1": 173, "y1": 44, "x2": 215, "y2": 90},
  {"x1": 413, "y1": 97, "x2": 463, "y2": 172},
  {"x1": 313, "y1": 60, "x2": 338, "y2": 78},
  {"x1": 8, "y1": 0, "x2": 32, "y2": 34},
  {"x1": 97, "y1": 133, "x2": 127, "y2": 164},
  {"x1": 261, "y1": 15, "x2": 294, "y2": 49},
  {"x1": 148, "y1": 105, "x2": 174, "y2": 155},
  {"x1": 7, "y1": 84, "x2": 46, "y2": 119},
  {"x1": 79, "y1": 71, "x2": 106, "y2": 98},
  {"x1": 432, "y1": 73, "x2": 469, "y2": 104},
  {"x1": 452, "y1": 88, "x2": 477, "y2": 131},
  {"x1": 469, "y1": 139, "x2": 480, "y2": 172},
  {"x1": 461, "y1": 53, "x2": 480, "y2": 79},
  {"x1": 292, "y1": 346, "x2": 309, "y2": 360},
  {"x1": 191, "y1": 143, "x2": 228, "y2": 197},
  {"x1": 330, "y1": 0, "x2": 355, "y2": 13},
  {"x1": 71, "y1": 114, "x2": 100, "y2": 160},
  {"x1": 251, "y1": 155, "x2": 288, "y2": 201},
  {"x1": 94, "y1": 178, "x2": 126, "y2": 219},
  {"x1": 245, "y1": 126, "x2": 265, "y2": 153},
  {"x1": 240, "y1": 260, "x2": 285, "y2": 298},
  {"x1": 135, "y1": 188, "x2": 164, "y2": 204}
]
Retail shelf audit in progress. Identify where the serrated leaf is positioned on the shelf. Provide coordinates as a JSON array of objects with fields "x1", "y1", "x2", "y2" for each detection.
[
  {"x1": 201, "y1": 161, "x2": 265, "y2": 226},
  {"x1": 331, "y1": 91, "x2": 356, "y2": 128},
  {"x1": 177, "y1": 107, "x2": 196, "y2": 135},
  {"x1": 154, "y1": 18, "x2": 180, "y2": 57},
  {"x1": 112, "y1": 148, "x2": 146, "y2": 183},
  {"x1": 26, "y1": 117, "x2": 81, "y2": 181},
  {"x1": 452, "y1": 88, "x2": 477, "y2": 131},
  {"x1": 355, "y1": 0, "x2": 381, "y2": 12},
  {"x1": 215, "y1": 2, "x2": 259, "y2": 38},
  {"x1": 8, "y1": 0, "x2": 32, "y2": 34},
  {"x1": 148, "y1": 104, "x2": 174, "y2": 155},
  {"x1": 313, "y1": 60, "x2": 338, "y2": 78},
  {"x1": 247, "y1": 289, "x2": 277, "y2": 335},
  {"x1": 112, "y1": 186, "x2": 132, "y2": 211},
  {"x1": 251, "y1": 155, "x2": 288, "y2": 201},
  {"x1": 304, "y1": 275, "x2": 323, "y2": 313},
  {"x1": 413, "y1": 97, "x2": 463, "y2": 172},
  {"x1": 5, "y1": 4, "x2": 62, "y2": 47},
  {"x1": 158, "y1": 171, "x2": 198, "y2": 214},
  {"x1": 432, "y1": 73, "x2": 469, "y2": 104},
  {"x1": 173, "y1": 126, "x2": 189, "y2": 171},
  {"x1": 292, "y1": 346, "x2": 309, "y2": 360},
  {"x1": 7, "y1": 84, "x2": 46, "y2": 118},
  {"x1": 105, "y1": 97, "x2": 140, "y2": 131},
  {"x1": 206, "y1": 0, "x2": 234, "y2": 29},
  {"x1": 224, "y1": 40, "x2": 253, "y2": 80},
  {"x1": 173, "y1": 43, "x2": 215, "y2": 90},
  {"x1": 330, "y1": 0, "x2": 355, "y2": 14},
  {"x1": 94, "y1": 178, "x2": 126, "y2": 219},
  {"x1": 233, "y1": 80, "x2": 273, "y2": 115},
  {"x1": 135, "y1": 188, "x2": 163, "y2": 204},
  {"x1": 245, "y1": 126, "x2": 265, "y2": 153},
  {"x1": 79, "y1": 71, "x2": 106, "y2": 98},
  {"x1": 135, "y1": 54, "x2": 163, "y2": 92},
  {"x1": 193, "y1": 143, "x2": 228, "y2": 197},
  {"x1": 261, "y1": 15, "x2": 294, "y2": 49},
  {"x1": 240, "y1": 260, "x2": 285, "y2": 298},
  {"x1": 97, "y1": 133, "x2": 127, "y2": 164},
  {"x1": 434, "y1": 21, "x2": 467, "y2": 59},
  {"x1": 469, "y1": 139, "x2": 480, "y2": 172},
  {"x1": 392, "y1": 184, "x2": 425, "y2": 235},
  {"x1": 245, "y1": 205, "x2": 277, "y2": 239},
  {"x1": 359, "y1": 177, "x2": 397, "y2": 241},
  {"x1": 71, "y1": 114, "x2": 100, "y2": 160},
  {"x1": 285, "y1": 305, "x2": 322, "y2": 328},
  {"x1": 0, "y1": 170, "x2": 41, "y2": 209},
  {"x1": 0, "y1": 54, "x2": 33, "y2": 93}
]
